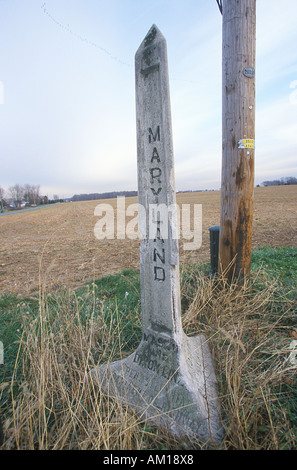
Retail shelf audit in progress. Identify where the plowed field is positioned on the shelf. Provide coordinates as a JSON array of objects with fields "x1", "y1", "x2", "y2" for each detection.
[{"x1": 1, "y1": 185, "x2": 296, "y2": 296}]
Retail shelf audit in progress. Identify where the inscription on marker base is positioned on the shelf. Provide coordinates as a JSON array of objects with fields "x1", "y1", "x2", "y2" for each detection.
[
  {"x1": 94, "y1": 330, "x2": 220, "y2": 440},
  {"x1": 90, "y1": 25, "x2": 223, "y2": 445}
]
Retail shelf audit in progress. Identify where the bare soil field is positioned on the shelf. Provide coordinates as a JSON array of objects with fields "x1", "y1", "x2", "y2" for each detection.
[{"x1": 0, "y1": 185, "x2": 296, "y2": 296}]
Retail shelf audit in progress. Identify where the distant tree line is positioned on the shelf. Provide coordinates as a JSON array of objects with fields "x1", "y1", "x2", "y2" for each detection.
[
  {"x1": 71, "y1": 191, "x2": 138, "y2": 201},
  {"x1": 0, "y1": 184, "x2": 62, "y2": 209},
  {"x1": 262, "y1": 176, "x2": 297, "y2": 187}
]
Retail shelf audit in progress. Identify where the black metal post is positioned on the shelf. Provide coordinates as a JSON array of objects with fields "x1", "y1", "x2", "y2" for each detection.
[{"x1": 209, "y1": 226, "x2": 220, "y2": 275}]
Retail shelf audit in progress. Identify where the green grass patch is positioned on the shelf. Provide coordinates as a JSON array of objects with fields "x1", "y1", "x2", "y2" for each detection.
[
  {"x1": 86, "y1": 268, "x2": 142, "y2": 354},
  {"x1": 251, "y1": 246, "x2": 297, "y2": 289}
]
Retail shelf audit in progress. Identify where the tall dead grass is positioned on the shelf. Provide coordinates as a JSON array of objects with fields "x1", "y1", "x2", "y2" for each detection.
[
  {"x1": 182, "y1": 266, "x2": 297, "y2": 449},
  {"x1": 1, "y1": 266, "x2": 296, "y2": 450},
  {"x1": 2, "y1": 287, "x2": 151, "y2": 450}
]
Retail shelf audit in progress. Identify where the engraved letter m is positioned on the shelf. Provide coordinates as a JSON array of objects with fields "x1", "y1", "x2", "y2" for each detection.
[{"x1": 148, "y1": 126, "x2": 160, "y2": 143}]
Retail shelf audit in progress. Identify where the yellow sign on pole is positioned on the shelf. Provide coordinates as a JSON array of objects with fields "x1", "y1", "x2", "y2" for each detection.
[{"x1": 238, "y1": 139, "x2": 255, "y2": 149}]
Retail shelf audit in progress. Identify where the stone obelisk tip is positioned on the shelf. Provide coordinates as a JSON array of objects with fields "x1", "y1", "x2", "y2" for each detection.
[{"x1": 136, "y1": 24, "x2": 165, "y2": 57}]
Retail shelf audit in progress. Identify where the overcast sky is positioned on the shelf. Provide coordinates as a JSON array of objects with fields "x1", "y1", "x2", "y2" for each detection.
[{"x1": 0, "y1": 0, "x2": 297, "y2": 199}]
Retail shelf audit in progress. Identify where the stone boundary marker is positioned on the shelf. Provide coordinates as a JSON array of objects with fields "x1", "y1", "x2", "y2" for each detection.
[{"x1": 90, "y1": 25, "x2": 223, "y2": 445}]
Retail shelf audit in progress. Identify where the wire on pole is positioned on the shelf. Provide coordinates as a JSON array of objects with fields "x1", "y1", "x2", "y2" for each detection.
[{"x1": 216, "y1": 0, "x2": 223, "y2": 14}]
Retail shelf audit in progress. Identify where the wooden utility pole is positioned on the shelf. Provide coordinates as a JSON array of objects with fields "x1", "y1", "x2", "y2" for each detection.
[{"x1": 219, "y1": 0, "x2": 256, "y2": 281}]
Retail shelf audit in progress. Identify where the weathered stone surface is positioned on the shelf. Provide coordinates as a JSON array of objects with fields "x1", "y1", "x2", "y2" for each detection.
[
  {"x1": 90, "y1": 25, "x2": 223, "y2": 445},
  {"x1": 91, "y1": 330, "x2": 222, "y2": 443}
]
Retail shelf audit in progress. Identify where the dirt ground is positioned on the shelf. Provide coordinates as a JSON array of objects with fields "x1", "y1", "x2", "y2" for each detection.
[{"x1": 0, "y1": 185, "x2": 296, "y2": 296}]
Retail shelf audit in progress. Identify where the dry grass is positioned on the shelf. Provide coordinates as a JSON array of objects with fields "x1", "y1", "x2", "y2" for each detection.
[
  {"x1": 2, "y1": 288, "x2": 149, "y2": 450},
  {"x1": 182, "y1": 266, "x2": 297, "y2": 449},
  {"x1": 1, "y1": 263, "x2": 296, "y2": 450}
]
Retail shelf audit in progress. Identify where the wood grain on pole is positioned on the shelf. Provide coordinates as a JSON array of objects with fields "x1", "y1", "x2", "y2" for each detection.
[{"x1": 219, "y1": 0, "x2": 256, "y2": 281}]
